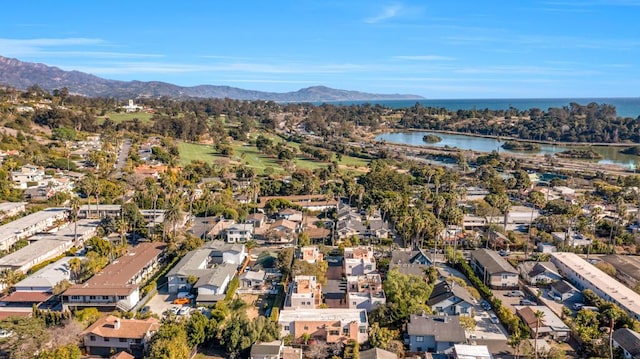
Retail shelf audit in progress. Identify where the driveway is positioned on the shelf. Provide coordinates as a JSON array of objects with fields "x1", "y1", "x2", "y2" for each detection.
[
  {"x1": 145, "y1": 289, "x2": 182, "y2": 316},
  {"x1": 469, "y1": 309, "x2": 509, "y2": 341}
]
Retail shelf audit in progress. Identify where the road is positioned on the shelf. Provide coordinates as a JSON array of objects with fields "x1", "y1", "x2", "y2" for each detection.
[{"x1": 113, "y1": 138, "x2": 132, "y2": 179}]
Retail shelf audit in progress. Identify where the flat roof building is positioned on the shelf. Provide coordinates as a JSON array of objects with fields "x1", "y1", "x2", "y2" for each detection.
[
  {"x1": 0, "y1": 208, "x2": 67, "y2": 251},
  {"x1": 551, "y1": 252, "x2": 640, "y2": 320},
  {"x1": 278, "y1": 308, "x2": 368, "y2": 344}
]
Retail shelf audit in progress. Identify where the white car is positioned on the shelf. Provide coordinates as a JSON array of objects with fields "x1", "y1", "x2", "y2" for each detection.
[
  {"x1": 179, "y1": 306, "x2": 191, "y2": 316},
  {"x1": 489, "y1": 314, "x2": 499, "y2": 324}
]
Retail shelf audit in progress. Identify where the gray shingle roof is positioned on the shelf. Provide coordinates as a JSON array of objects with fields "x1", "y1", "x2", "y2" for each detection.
[
  {"x1": 614, "y1": 328, "x2": 640, "y2": 358},
  {"x1": 406, "y1": 314, "x2": 466, "y2": 342},
  {"x1": 471, "y1": 249, "x2": 517, "y2": 275}
]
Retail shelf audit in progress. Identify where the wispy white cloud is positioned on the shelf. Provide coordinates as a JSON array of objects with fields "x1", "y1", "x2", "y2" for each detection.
[
  {"x1": 393, "y1": 55, "x2": 455, "y2": 61},
  {"x1": 364, "y1": 4, "x2": 403, "y2": 24}
]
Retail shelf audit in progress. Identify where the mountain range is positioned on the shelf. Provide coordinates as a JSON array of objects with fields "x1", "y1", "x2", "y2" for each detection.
[{"x1": 0, "y1": 55, "x2": 423, "y2": 101}]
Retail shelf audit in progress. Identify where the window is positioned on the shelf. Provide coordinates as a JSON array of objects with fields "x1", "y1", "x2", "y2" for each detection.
[
  {"x1": 90, "y1": 335, "x2": 96, "y2": 341},
  {"x1": 359, "y1": 326, "x2": 366, "y2": 334},
  {"x1": 303, "y1": 326, "x2": 308, "y2": 330},
  {"x1": 89, "y1": 296, "x2": 96, "y2": 300},
  {"x1": 417, "y1": 347, "x2": 423, "y2": 352},
  {"x1": 352, "y1": 302, "x2": 357, "y2": 305},
  {"x1": 71, "y1": 296, "x2": 80, "y2": 300},
  {"x1": 502, "y1": 274, "x2": 509, "y2": 279},
  {"x1": 119, "y1": 338, "x2": 127, "y2": 342},
  {"x1": 284, "y1": 326, "x2": 290, "y2": 331},
  {"x1": 416, "y1": 336, "x2": 424, "y2": 342},
  {"x1": 102, "y1": 296, "x2": 110, "y2": 300},
  {"x1": 329, "y1": 330, "x2": 339, "y2": 336},
  {"x1": 104, "y1": 338, "x2": 110, "y2": 342},
  {"x1": 343, "y1": 327, "x2": 350, "y2": 335},
  {"x1": 118, "y1": 296, "x2": 127, "y2": 300}
]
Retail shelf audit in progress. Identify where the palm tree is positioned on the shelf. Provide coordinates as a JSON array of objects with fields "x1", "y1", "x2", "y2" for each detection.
[
  {"x1": 602, "y1": 304, "x2": 622, "y2": 359},
  {"x1": 164, "y1": 195, "x2": 184, "y2": 240},
  {"x1": 69, "y1": 197, "x2": 81, "y2": 246},
  {"x1": 533, "y1": 310, "x2": 545, "y2": 359}
]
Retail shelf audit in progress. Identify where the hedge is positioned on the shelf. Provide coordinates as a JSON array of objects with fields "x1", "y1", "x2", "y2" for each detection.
[{"x1": 224, "y1": 276, "x2": 240, "y2": 302}]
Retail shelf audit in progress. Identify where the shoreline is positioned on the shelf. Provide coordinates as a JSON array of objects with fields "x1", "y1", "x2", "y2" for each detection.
[{"x1": 374, "y1": 128, "x2": 638, "y2": 148}]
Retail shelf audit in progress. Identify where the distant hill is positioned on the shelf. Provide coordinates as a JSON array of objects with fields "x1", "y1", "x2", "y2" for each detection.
[{"x1": 0, "y1": 55, "x2": 424, "y2": 101}]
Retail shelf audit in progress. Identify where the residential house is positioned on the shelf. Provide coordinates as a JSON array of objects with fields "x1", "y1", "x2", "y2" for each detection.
[
  {"x1": 266, "y1": 219, "x2": 298, "y2": 243},
  {"x1": 10, "y1": 165, "x2": 44, "y2": 189},
  {"x1": 246, "y1": 213, "x2": 267, "y2": 228},
  {"x1": 194, "y1": 263, "x2": 237, "y2": 304},
  {"x1": 82, "y1": 315, "x2": 159, "y2": 358},
  {"x1": 389, "y1": 249, "x2": 433, "y2": 277},
  {"x1": 360, "y1": 348, "x2": 398, "y2": 359},
  {"x1": 453, "y1": 344, "x2": 492, "y2": 359},
  {"x1": 23, "y1": 186, "x2": 55, "y2": 201},
  {"x1": 166, "y1": 242, "x2": 246, "y2": 297},
  {"x1": 239, "y1": 270, "x2": 267, "y2": 291},
  {"x1": 506, "y1": 206, "x2": 540, "y2": 226},
  {"x1": 613, "y1": 328, "x2": 640, "y2": 359},
  {"x1": 284, "y1": 275, "x2": 322, "y2": 310},
  {"x1": 257, "y1": 195, "x2": 338, "y2": 212},
  {"x1": 208, "y1": 219, "x2": 235, "y2": 238},
  {"x1": 226, "y1": 223, "x2": 254, "y2": 243},
  {"x1": 250, "y1": 340, "x2": 302, "y2": 359},
  {"x1": 551, "y1": 230, "x2": 591, "y2": 247},
  {"x1": 537, "y1": 243, "x2": 557, "y2": 253},
  {"x1": 346, "y1": 274, "x2": 386, "y2": 312},
  {"x1": 344, "y1": 247, "x2": 376, "y2": 276},
  {"x1": 300, "y1": 246, "x2": 323, "y2": 264},
  {"x1": 278, "y1": 308, "x2": 368, "y2": 344},
  {"x1": 62, "y1": 242, "x2": 164, "y2": 311},
  {"x1": 518, "y1": 262, "x2": 562, "y2": 285},
  {"x1": 463, "y1": 215, "x2": 488, "y2": 229},
  {"x1": 428, "y1": 281, "x2": 475, "y2": 317},
  {"x1": 278, "y1": 209, "x2": 303, "y2": 222},
  {"x1": 515, "y1": 305, "x2": 571, "y2": 342},
  {"x1": 549, "y1": 280, "x2": 582, "y2": 302},
  {"x1": 406, "y1": 314, "x2": 466, "y2": 353},
  {"x1": 470, "y1": 249, "x2": 518, "y2": 289}
]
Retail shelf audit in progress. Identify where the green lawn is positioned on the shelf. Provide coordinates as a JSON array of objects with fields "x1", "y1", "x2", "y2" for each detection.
[
  {"x1": 100, "y1": 112, "x2": 154, "y2": 124},
  {"x1": 178, "y1": 139, "x2": 370, "y2": 173}
]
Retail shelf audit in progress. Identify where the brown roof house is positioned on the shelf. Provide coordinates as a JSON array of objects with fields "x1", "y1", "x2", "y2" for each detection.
[
  {"x1": 63, "y1": 242, "x2": 164, "y2": 312},
  {"x1": 82, "y1": 315, "x2": 160, "y2": 358}
]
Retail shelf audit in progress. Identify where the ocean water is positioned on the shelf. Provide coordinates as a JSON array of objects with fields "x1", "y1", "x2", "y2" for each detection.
[{"x1": 322, "y1": 98, "x2": 640, "y2": 119}]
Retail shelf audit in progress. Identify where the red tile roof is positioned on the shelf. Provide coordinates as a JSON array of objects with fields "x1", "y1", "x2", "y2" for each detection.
[
  {"x1": 65, "y1": 242, "x2": 164, "y2": 296},
  {"x1": 1, "y1": 291, "x2": 52, "y2": 303},
  {"x1": 82, "y1": 315, "x2": 159, "y2": 339}
]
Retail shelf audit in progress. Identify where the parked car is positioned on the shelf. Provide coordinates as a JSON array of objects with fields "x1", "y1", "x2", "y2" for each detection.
[
  {"x1": 139, "y1": 306, "x2": 150, "y2": 314},
  {"x1": 520, "y1": 299, "x2": 536, "y2": 305},
  {"x1": 481, "y1": 300, "x2": 491, "y2": 310},
  {"x1": 489, "y1": 314, "x2": 499, "y2": 324},
  {"x1": 177, "y1": 292, "x2": 195, "y2": 299},
  {"x1": 573, "y1": 303, "x2": 585, "y2": 310},
  {"x1": 179, "y1": 306, "x2": 191, "y2": 316},
  {"x1": 173, "y1": 297, "x2": 191, "y2": 305},
  {"x1": 505, "y1": 290, "x2": 525, "y2": 297}
]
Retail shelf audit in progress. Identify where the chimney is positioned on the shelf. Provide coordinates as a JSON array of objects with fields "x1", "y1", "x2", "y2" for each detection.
[{"x1": 114, "y1": 318, "x2": 121, "y2": 330}]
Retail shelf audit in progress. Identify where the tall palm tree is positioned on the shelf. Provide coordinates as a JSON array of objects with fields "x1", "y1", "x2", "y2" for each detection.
[
  {"x1": 164, "y1": 195, "x2": 184, "y2": 240},
  {"x1": 533, "y1": 310, "x2": 545, "y2": 359},
  {"x1": 69, "y1": 197, "x2": 81, "y2": 246}
]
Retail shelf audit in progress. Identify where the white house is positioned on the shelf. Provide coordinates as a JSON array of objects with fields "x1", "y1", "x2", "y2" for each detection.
[{"x1": 226, "y1": 223, "x2": 254, "y2": 243}]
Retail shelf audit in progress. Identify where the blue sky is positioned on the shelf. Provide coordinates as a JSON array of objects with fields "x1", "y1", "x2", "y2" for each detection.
[{"x1": 1, "y1": 1, "x2": 639, "y2": 98}]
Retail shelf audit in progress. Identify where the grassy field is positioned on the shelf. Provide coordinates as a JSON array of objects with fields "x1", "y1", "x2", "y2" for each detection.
[
  {"x1": 178, "y1": 139, "x2": 369, "y2": 173},
  {"x1": 100, "y1": 112, "x2": 154, "y2": 124}
]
